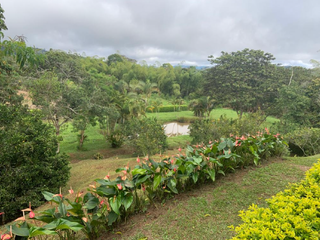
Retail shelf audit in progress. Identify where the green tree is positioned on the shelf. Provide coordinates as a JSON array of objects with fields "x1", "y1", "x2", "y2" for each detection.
[
  {"x1": 0, "y1": 4, "x2": 8, "y2": 40},
  {"x1": 0, "y1": 100, "x2": 70, "y2": 222},
  {"x1": 189, "y1": 96, "x2": 215, "y2": 118},
  {"x1": 124, "y1": 118, "x2": 168, "y2": 156},
  {"x1": 204, "y1": 48, "x2": 277, "y2": 117}
]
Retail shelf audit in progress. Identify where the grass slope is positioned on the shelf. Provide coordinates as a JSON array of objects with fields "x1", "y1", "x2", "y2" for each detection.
[{"x1": 98, "y1": 155, "x2": 319, "y2": 240}]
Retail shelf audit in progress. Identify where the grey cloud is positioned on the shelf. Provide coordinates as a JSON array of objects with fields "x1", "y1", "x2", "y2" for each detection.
[{"x1": 1, "y1": 0, "x2": 320, "y2": 66}]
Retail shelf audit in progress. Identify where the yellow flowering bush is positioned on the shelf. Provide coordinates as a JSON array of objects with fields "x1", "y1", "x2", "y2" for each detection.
[{"x1": 231, "y1": 160, "x2": 320, "y2": 239}]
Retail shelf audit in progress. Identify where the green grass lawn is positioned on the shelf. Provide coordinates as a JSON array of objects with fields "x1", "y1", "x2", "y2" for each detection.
[
  {"x1": 100, "y1": 155, "x2": 319, "y2": 240},
  {"x1": 59, "y1": 108, "x2": 278, "y2": 160}
]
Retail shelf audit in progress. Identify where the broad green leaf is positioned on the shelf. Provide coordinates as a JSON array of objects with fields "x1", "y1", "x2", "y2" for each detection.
[
  {"x1": 96, "y1": 186, "x2": 116, "y2": 198},
  {"x1": 206, "y1": 169, "x2": 216, "y2": 182},
  {"x1": 131, "y1": 168, "x2": 147, "y2": 176},
  {"x1": 44, "y1": 219, "x2": 83, "y2": 232},
  {"x1": 109, "y1": 195, "x2": 121, "y2": 215},
  {"x1": 186, "y1": 164, "x2": 195, "y2": 174},
  {"x1": 167, "y1": 178, "x2": 178, "y2": 194},
  {"x1": 153, "y1": 174, "x2": 161, "y2": 189},
  {"x1": 107, "y1": 211, "x2": 119, "y2": 226},
  {"x1": 192, "y1": 172, "x2": 199, "y2": 183},
  {"x1": 193, "y1": 156, "x2": 202, "y2": 165},
  {"x1": 29, "y1": 227, "x2": 57, "y2": 237},
  {"x1": 8, "y1": 222, "x2": 29, "y2": 237},
  {"x1": 124, "y1": 180, "x2": 134, "y2": 188},
  {"x1": 218, "y1": 141, "x2": 227, "y2": 150},
  {"x1": 134, "y1": 175, "x2": 150, "y2": 186},
  {"x1": 122, "y1": 193, "x2": 133, "y2": 211},
  {"x1": 58, "y1": 202, "x2": 67, "y2": 217},
  {"x1": 84, "y1": 196, "x2": 100, "y2": 210},
  {"x1": 42, "y1": 191, "x2": 54, "y2": 201},
  {"x1": 115, "y1": 167, "x2": 127, "y2": 173},
  {"x1": 178, "y1": 164, "x2": 186, "y2": 174}
]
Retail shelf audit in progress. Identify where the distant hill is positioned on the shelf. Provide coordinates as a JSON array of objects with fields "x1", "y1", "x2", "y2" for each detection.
[{"x1": 173, "y1": 65, "x2": 210, "y2": 70}]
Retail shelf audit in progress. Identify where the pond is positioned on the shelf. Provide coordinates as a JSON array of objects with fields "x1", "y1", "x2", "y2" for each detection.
[{"x1": 163, "y1": 122, "x2": 190, "y2": 137}]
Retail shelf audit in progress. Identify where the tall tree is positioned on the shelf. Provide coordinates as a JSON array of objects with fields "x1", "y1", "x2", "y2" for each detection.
[{"x1": 204, "y1": 48, "x2": 278, "y2": 117}]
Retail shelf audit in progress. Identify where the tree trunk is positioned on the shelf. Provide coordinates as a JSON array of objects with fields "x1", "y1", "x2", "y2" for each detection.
[
  {"x1": 79, "y1": 130, "x2": 85, "y2": 150},
  {"x1": 54, "y1": 122, "x2": 60, "y2": 154}
]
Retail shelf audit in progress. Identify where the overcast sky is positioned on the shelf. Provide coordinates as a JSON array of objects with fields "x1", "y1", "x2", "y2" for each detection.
[{"x1": 1, "y1": 0, "x2": 319, "y2": 67}]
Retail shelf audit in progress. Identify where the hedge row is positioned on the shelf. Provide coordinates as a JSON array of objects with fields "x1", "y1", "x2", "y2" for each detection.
[
  {"x1": 2, "y1": 131, "x2": 288, "y2": 239},
  {"x1": 146, "y1": 104, "x2": 188, "y2": 112},
  {"x1": 231, "y1": 160, "x2": 320, "y2": 239}
]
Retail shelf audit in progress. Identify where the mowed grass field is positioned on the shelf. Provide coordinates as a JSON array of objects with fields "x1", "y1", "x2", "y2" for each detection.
[{"x1": 59, "y1": 108, "x2": 278, "y2": 160}]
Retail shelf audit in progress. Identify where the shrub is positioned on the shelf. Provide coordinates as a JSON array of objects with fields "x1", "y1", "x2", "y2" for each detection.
[
  {"x1": 189, "y1": 112, "x2": 266, "y2": 144},
  {"x1": 4, "y1": 131, "x2": 287, "y2": 239},
  {"x1": 146, "y1": 105, "x2": 188, "y2": 113},
  {"x1": 285, "y1": 127, "x2": 320, "y2": 156},
  {"x1": 124, "y1": 117, "x2": 168, "y2": 156},
  {"x1": 230, "y1": 160, "x2": 320, "y2": 239},
  {"x1": 0, "y1": 103, "x2": 70, "y2": 222}
]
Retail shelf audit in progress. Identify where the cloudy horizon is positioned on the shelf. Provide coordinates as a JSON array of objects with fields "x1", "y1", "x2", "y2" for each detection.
[{"x1": 1, "y1": 0, "x2": 319, "y2": 67}]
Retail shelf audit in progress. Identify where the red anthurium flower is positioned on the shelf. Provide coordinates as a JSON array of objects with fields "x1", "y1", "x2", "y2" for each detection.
[
  {"x1": 0, "y1": 212, "x2": 4, "y2": 216},
  {"x1": 137, "y1": 156, "x2": 140, "y2": 163},
  {"x1": 117, "y1": 184, "x2": 123, "y2": 190},
  {"x1": 104, "y1": 173, "x2": 110, "y2": 180},
  {"x1": 29, "y1": 211, "x2": 35, "y2": 219},
  {"x1": 173, "y1": 168, "x2": 177, "y2": 172}
]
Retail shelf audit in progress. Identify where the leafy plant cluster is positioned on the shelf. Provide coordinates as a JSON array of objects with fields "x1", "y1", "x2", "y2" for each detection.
[
  {"x1": 189, "y1": 111, "x2": 266, "y2": 144},
  {"x1": 0, "y1": 103, "x2": 70, "y2": 223},
  {"x1": 2, "y1": 131, "x2": 287, "y2": 239},
  {"x1": 146, "y1": 104, "x2": 188, "y2": 113},
  {"x1": 285, "y1": 127, "x2": 320, "y2": 156},
  {"x1": 231, "y1": 159, "x2": 320, "y2": 239},
  {"x1": 123, "y1": 117, "x2": 168, "y2": 156}
]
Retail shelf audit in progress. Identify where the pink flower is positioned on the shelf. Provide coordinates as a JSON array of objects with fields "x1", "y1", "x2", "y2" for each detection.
[
  {"x1": 0, "y1": 212, "x2": 4, "y2": 216},
  {"x1": 117, "y1": 184, "x2": 123, "y2": 190},
  {"x1": 265, "y1": 127, "x2": 270, "y2": 134},
  {"x1": 1, "y1": 234, "x2": 11, "y2": 240},
  {"x1": 178, "y1": 147, "x2": 182, "y2": 152},
  {"x1": 29, "y1": 211, "x2": 35, "y2": 219},
  {"x1": 53, "y1": 194, "x2": 63, "y2": 199},
  {"x1": 173, "y1": 168, "x2": 177, "y2": 172},
  {"x1": 142, "y1": 184, "x2": 146, "y2": 191},
  {"x1": 68, "y1": 187, "x2": 74, "y2": 195},
  {"x1": 104, "y1": 173, "x2": 110, "y2": 180},
  {"x1": 137, "y1": 156, "x2": 140, "y2": 163},
  {"x1": 122, "y1": 170, "x2": 127, "y2": 175}
]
